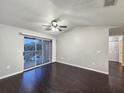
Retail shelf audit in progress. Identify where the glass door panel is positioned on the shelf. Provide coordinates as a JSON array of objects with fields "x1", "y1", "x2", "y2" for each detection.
[
  {"x1": 49, "y1": 40, "x2": 52, "y2": 62},
  {"x1": 24, "y1": 37, "x2": 52, "y2": 70},
  {"x1": 24, "y1": 37, "x2": 36, "y2": 69},
  {"x1": 36, "y1": 39, "x2": 43, "y2": 65},
  {"x1": 43, "y1": 40, "x2": 50, "y2": 64}
]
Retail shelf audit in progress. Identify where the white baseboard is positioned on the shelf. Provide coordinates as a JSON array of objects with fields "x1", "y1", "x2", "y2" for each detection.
[
  {"x1": 57, "y1": 61, "x2": 108, "y2": 75},
  {"x1": 0, "y1": 71, "x2": 23, "y2": 80},
  {"x1": 0, "y1": 62, "x2": 54, "y2": 80},
  {"x1": 0, "y1": 61, "x2": 108, "y2": 80},
  {"x1": 24, "y1": 62, "x2": 53, "y2": 71}
]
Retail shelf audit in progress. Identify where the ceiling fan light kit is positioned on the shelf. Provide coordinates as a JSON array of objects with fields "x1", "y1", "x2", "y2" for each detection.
[
  {"x1": 52, "y1": 21, "x2": 58, "y2": 27},
  {"x1": 42, "y1": 19, "x2": 67, "y2": 32},
  {"x1": 51, "y1": 26, "x2": 59, "y2": 32}
]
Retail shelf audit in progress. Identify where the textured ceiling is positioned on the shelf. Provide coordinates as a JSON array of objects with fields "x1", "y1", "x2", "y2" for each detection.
[{"x1": 0, "y1": 0, "x2": 124, "y2": 35}]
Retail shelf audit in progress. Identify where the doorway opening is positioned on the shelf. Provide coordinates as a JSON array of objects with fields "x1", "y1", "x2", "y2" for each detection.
[
  {"x1": 109, "y1": 35, "x2": 123, "y2": 64},
  {"x1": 24, "y1": 37, "x2": 52, "y2": 70}
]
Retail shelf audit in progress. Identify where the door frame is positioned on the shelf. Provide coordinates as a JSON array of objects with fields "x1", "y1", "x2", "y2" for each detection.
[
  {"x1": 23, "y1": 37, "x2": 53, "y2": 72},
  {"x1": 109, "y1": 35, "x2": 123, "y2": 63}
]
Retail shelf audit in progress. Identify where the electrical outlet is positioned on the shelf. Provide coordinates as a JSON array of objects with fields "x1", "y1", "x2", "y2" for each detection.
[
  {"x1": 92, "y1": 62, "x2": 95, "y2": 65},
  {"x1": 6, "y1": 65, "x2": 10, "y2": 69},
  {"x1": 97, "y1": 50, "x2": 101, "y2": 54}
]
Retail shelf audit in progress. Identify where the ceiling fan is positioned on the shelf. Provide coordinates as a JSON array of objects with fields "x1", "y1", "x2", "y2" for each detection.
[{"x1": 42, "y1": 20, "x2": 67, "y2": 32}]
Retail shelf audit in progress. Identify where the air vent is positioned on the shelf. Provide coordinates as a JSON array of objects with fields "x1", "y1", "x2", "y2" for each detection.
[{"x1": 104, "y1": 0, "x2": 117, "y2": 7}]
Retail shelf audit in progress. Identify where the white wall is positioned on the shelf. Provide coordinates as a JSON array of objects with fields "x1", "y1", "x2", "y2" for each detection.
[
  {"x1": 0, "y1": 24, "x2": 56, "y2": 78},
  {"x1": 56, "y1": 27, "x2": 109, "y2": 74}
]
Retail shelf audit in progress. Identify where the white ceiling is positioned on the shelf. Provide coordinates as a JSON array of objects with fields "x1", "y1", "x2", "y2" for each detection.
[{"x1": 0, "y1": 0, "x2": 124, "y2": 35}]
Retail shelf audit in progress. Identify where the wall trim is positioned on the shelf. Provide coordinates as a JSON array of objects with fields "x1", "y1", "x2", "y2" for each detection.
[
  {"x1": 0, "y1": 71, "x2": 23, "y2": 80},
  {"x1": 0, "y1": 61, "x2": 108, "y2": 80},
  {"x1": 24, "y1": 62, "x2": 53, "y2": 72},
  {"x1": 0, "y1": 62, "x2": 55, "y2": 80},
  {"x1": 57, "y1": 61, "x2": 109, "y2": 75}
]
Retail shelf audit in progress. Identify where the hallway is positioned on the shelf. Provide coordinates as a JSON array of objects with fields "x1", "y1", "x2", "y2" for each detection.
[{"x1": 109, "y1": 61, "x2": 124, "y2": 93}]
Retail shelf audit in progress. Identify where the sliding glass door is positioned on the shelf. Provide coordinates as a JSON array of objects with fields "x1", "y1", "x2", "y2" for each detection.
[
  {"x1": 24, "y1": 37, "x2": 52, "y2": 70},
  {"x1": 24, "y1": 38, "x2": 36, "y2": 69},
  {"x1": 36, "y1": 39, "x2": 43, "y2": 65}
]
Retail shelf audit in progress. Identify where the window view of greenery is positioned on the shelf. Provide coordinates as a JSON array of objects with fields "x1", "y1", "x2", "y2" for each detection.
[
  {"x1": 24, "y1": 37, "x2": 52, "y2": 69},
  {"x1": 24, "y1": 38, "x2": 36, "y2": 69},
  {"x1": 43, "y1": 40, "x2": 50, "y2": 63},
  {"x1": 36, "y1": 39, "x2": 43, "y2": 65}
]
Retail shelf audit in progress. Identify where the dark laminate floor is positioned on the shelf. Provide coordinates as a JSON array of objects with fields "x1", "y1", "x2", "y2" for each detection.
[{"x1": 0, "y1": 61, "x2": 124, "y2": 93}]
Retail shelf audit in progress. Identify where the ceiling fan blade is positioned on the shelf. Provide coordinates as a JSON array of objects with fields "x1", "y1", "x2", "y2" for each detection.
[
  {"x1": 42, "y1": 25, "x2": 51, "y2": 27},
  {"x1": 59, "y1": 26, "x2": 67, "y2": 28},
  {"x1": 45, "y1": 27, "x2": 51, "y2": 31},
  {"x1": 58, "y1": 28, "x2": 62, "y2": 31}
]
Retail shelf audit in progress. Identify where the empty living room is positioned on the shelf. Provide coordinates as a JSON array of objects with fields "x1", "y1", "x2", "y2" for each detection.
[{"x1": 0, "y1": 0, "x2": 124, "y2": 93}]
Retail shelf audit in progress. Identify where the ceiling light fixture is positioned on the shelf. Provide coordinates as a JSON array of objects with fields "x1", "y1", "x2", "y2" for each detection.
[
  {"x1": 51, "y1": 26, "x2": 59, "y2": 32},
  {"x1": 52, "y1": 21, "x2": 58, "y2": 27},
  {"x1": 42, "y1": 19, "x2": 67, "y2": 32}
]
